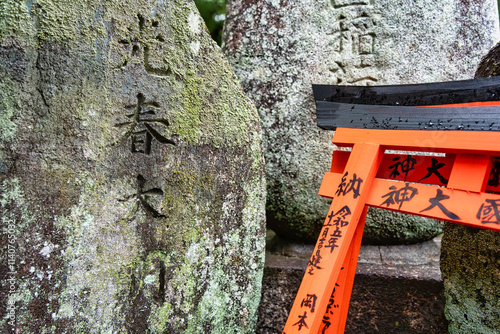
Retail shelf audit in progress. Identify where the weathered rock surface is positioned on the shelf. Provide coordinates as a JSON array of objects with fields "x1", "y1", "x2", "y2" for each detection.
[
  {"x1": 440, "y1": 224, "x2": 500, "y2": 333},
  {"x1": 223, "y1": 0, "x2": 500, "y2": 243},
  {"x1": 439, "y1": 42, "x2": 500, "y2": 334},
  {"x1": 0, "y1": 1, "x2": 265, "y2": 333},
  {"x1": 476, "y1": 41, "x2": 500, "y2": 78},
  {"x1": 362, "y1": 208, "x2": 444, "y2": 245}
]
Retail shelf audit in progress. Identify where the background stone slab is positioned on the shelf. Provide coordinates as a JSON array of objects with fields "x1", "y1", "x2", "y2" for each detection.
[
  {"x1": 0, "y1": 1, "x2": 265, "y2": 332},
  {"x1": 223, "y1": 0, "x2": 500, "y2": 244}
]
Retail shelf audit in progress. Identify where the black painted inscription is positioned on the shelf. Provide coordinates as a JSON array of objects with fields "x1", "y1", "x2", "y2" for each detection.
[
  {"x1": 325, "y1": 205, "x2": 351, "y2": 227},
  {"x1": 389, "y1": 155, "x2": 416, "y2": 179},
  {"x1": 301, "y1": 294, "x2": 318, "y2": 313},
  {"x1": 308, "y1": 249, "x2": 323, "y2": 275},
  {"x1": 336, "y1": 172, "x2": 363, "y2": 198},
  {"x1": 321, "y1": 275, "x2": 342, "y2": 333},
  {"x1": 292, "y1": 311, "x2": 309, "y2": 331},
  {"x1": 420, "y1": 189, "x2": 460, "y2": 220},
  {"x1": 488, "y1": 158, "x2": 500, "y2": 188},
  {"x1": 419, "y1": 157, "x2": 448, "y2": 185},
  {"x1": 380, "y1": 182, "x2": 418, "y2": 210},
  {"x1": 477, "y1": 199, "x2": 500, "y2": 225}
]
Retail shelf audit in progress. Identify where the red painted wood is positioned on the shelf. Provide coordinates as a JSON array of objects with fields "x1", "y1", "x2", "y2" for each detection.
[
  {"x1": 447, "y1": 154, "x2": 491, "y2": 192},
  {"x1": 332, "y1": 128, "x2": 500, "y2": 155},
  {"x1": 321, "y1": 207, "x2": 368, "y2": 334},
  {"x1": 325, "y1": 151, "x2": 500, "y2": 192}
]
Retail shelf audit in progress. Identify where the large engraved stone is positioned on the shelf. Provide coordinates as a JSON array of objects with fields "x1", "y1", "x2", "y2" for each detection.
[
  {"x1": 0, "y1": 1, "x2": 265, "y2": 332},
  {"x1": 223, "y1": 0, "x2": 500, "y2": 243}
]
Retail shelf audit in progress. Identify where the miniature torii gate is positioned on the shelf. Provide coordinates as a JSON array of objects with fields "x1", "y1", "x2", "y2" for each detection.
[{"x1": 283, "y1": 79, "x2": 500, "y2": 334}]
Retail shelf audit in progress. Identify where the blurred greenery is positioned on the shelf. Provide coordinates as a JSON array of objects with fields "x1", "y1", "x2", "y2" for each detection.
[{"x1": 194, "y1": 0, "x2": 227, "y2": 46}]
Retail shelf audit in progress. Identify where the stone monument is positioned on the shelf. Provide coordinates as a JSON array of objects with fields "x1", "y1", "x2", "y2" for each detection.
[
  {"x1": 223, "y1": 0, "x2": 500, "y2": 243},
  {"x1": 0, "y1": 1, "x2": 265, "y2": 332}
]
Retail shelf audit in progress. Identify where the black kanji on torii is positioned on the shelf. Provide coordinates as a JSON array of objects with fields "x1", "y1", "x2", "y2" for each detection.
[
  {"x1": 325, "y1": 227, "x2": 343, "y2": 253},
  {"x1": 380, "y1": 182, "x2": 418, "y2": 210},
  {"x1": 292, "y1": 311, "x2": 309, "y2": 331},
  {"x1": 488, "y1": 158, "x2": 500, "y2": 187},
  {"x1": 335, "y1": 172, "x2": 363, "y2": 198},
  {"x1": 308, "y1": 250, "x2": 323, "y2": 275},
  {"x1": 419, "y1": 157, "x2": 448, "y2": 185},
  {"x1": 420, "y1": 189, "x2": 460, "y2": 220},
  {"x1": 325, "y1": 205, "x2": 351, "y2": 227},
  {"x1": 115, "y1": 93, "x2": 175, "y2": 154},
  {"x1": 389, "y1": 155, "x2": 417, "y2": 179},
  {"x1": 477, "y1": 199, "x2": 500, "y2": 225},
  {"x1": 304, "y1": 78, "x2": 500, "y2": 334},
  {"x1": 301, "y1": 294, "x2": 318, "y2": 313}
]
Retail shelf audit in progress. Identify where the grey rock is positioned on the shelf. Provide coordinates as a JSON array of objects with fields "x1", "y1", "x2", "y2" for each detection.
[
  {"x1": 0, "y1": 1, "x2": 265, "y2": 333},
  {"x1": 266, "y1": 230, "x2": 442, "y2": 280},
  {"x1": 362, "y1": 208, "x2": 444, "y2": 245},
  {"x1": 223, "y1": 0, "x2": 500, "y2": 243},
  {"x1": 440, "y1": 224, "x2": 500, "y2": 333}
]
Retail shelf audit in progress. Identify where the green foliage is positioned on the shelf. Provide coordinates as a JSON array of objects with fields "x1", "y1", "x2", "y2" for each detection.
[{"x1": 194, "y1": 0, "x2": 226, "y2": 45}]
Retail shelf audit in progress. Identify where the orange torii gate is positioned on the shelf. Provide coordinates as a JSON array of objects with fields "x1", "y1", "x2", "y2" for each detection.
[{"x1": 283, "y1": 128, "x2": 500, "y2": 334}]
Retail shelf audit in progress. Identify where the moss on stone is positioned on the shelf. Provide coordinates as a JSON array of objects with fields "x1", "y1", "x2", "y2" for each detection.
[
  {"x1": 475, "y1": 41, "x2": 500, "y2": 78},
  {"x1": 149, "y1": 302, "x2": 173, "y2": 333},
  {"x1": 178, "y1": 71, "x2": 203, "y2": 144},
  {"x1": 441, "y1": 224, "x2": 500, "y2": 333},
  {"x1": 32, "y1": 0, "x2": 81, "y2": 43},
  {"x1": 0, "y1": 0, "x2": 107, "y2": 46},
  {"x1": 363, "y1": 208, "x2": 444, "y2": 245},
  {"x1": 0, "y1": 0, "x2": 33, "y2": 43},
  {"x1": 223, "y1": 0, "x2": 497, "y2": 245},
  {"x1": 177, "y1": 50, "x2": 262, "y2": 149}
]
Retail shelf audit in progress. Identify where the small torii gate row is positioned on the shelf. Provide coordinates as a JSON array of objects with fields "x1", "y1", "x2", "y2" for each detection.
[{"x1": 283, "y1": 78, "x2": 500, "y2": 334}]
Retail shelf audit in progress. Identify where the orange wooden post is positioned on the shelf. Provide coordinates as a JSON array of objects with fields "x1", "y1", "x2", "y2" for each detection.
[
  {"x1": 284, "y1": 128, "x2": 500, "y2": 334},
  {"x1": 282, "y1": 143, "x2": 383, "y2": 333},
  {"x1": 321, "y1": 206, "x2": 368, "y2": 334},
  {"x1": 331, "y1": 128, "x2": 500, "y2": 155}
]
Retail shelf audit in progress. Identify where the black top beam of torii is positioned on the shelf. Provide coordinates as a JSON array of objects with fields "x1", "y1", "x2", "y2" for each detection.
[{"x1": 313, "y1": 76, "x2": 500, "y2": 131}]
